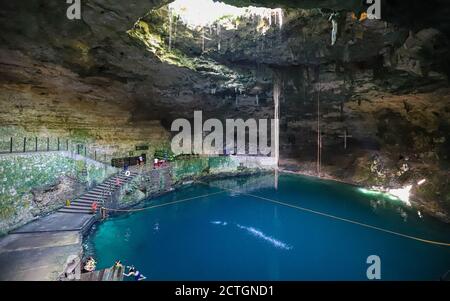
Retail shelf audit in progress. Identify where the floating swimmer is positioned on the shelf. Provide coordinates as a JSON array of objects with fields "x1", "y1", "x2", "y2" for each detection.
[
  {"x1": 83, "y1": 256, "x2": 97, "y2": 272},
  {"x1": 114, "y1": 260, "x2": 123, "y2": 269},
  {"x1": 123, "y1": 265, "x2": 146, "y2": 281}
]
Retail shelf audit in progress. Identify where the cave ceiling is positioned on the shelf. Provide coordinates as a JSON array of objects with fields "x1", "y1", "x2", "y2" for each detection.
[{"x1": 0, "y1": 0, "x2": 449, "y2": 129}]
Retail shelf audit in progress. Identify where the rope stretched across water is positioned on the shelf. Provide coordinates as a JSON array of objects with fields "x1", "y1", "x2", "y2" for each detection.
[
  {"x1": 102, "y1": 181, "x2": 450, "y2": 247},
  {"x1": 246, "y1": 192, "x2": 450, "y2": 247},
  {"x1": 101, "y1": 191, "x2": 225, "y2": 213},
  {"x1": 198, "y1": 181, "x2": 450, "y2": 248}
]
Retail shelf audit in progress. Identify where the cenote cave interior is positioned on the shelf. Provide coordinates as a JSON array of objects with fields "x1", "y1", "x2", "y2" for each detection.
[{"x1": 0, "y1": 0, "x2": 450, "y2": 283}]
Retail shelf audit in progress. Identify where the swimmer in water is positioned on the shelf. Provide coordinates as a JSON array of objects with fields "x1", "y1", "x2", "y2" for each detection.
[
  {"x1": 114, "y1": 260, "x2": 123, "y2": 269},
  {"x1": 123, "y1": 266, "x2": 146, "y2": 281},
  {"x1": 83, "y1": 257, "x2": 97, "y2": 272}
]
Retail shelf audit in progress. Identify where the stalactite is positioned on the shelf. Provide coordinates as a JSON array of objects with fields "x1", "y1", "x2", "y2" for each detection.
[
  {"x1": 303, "y1": 72, "x2": 307, "y2": 105},
  {"x1": 274, "y1": 168, "x2": 279, "y2": 190},
  {"x1": 277, "y1": 9, "x2": 283, "y2": 29},
  {"x1": 173, "y1": 17, "x2": 178, "y2": 46},
  {"x1": 273, "y1": 73, "x2": 281, "y2": 189},
  {"x1": 168, "y1": 8, "x2": 173, "y2": 51},
  {"x1": 202, "y1": 27, "x2": 205, "y2": 53},
  {"x1": 329, "y1": 13, "x2": 338, "y2": 46},
  {"x1": 217, "y1": 23, "x2": 221, "y2": 51},
  {"x1": 316, "y1": 71, "x2": 322, "y2": 177},
  {"x1": 273, "y1": 75, "x2": 281, "y2": 164}
]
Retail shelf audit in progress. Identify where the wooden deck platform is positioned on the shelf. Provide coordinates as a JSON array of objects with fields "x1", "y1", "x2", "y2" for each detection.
[{"x1": 80, "y1": 265, "x2": 124, "y2": 281}]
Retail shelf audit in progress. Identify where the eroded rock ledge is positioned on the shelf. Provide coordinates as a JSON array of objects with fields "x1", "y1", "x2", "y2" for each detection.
[{"x1": 0, "y1": 0, "x2": 449, "y2": 220}]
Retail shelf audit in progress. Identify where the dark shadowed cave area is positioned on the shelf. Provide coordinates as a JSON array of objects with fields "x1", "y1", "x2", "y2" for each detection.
[
  {"x1": 1, "y1": 0, "x2": 450, "y2": 283},
  {"x1": 0, "y1": 0, "x2": 450, "y2": 231}
]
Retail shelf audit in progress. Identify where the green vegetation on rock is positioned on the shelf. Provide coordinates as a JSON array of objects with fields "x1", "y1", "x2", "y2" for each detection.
[{"x1": 0, "y1": 152, "x2": 116, "y2": 234}]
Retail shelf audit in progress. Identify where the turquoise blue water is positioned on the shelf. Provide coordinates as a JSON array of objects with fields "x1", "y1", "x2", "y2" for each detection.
[{"x1": 85, "y1": 173, "x2": 450, "y2": 280}]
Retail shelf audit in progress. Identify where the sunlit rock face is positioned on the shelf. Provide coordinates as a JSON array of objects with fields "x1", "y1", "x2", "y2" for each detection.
[
  {"x1": 0, "y1": 152, "x2": 116, "y2": 234},
  {"x1": 221, "y1": 0, "x2": 362, "y2": 11},
  {"x1": 0, "y1": 0, "x2": 176, "y2": 158},
  {"x1": 0, "y1": 0, "x2": 449, "y2": 220}
]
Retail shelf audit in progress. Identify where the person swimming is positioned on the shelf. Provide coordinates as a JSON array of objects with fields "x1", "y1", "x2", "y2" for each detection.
[
  {"x1": 114, "y1": 260, "x2": 123, "y2": 269},
  {"x1": 83, "y1": 257, "x2": 97, "y2": 273},
  {"x1": 123, "y1": 266, "x2": 146, "y2": 281}
]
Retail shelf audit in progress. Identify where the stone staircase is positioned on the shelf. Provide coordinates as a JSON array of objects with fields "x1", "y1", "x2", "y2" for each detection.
[{"x1": 59, "y1": 170, "x2": 138, "y2": 214}]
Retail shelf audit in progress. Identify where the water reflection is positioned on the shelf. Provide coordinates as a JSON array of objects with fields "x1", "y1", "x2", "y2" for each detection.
[{"x1": 210, "y1": 220, "x2": 292, "y2": 250}]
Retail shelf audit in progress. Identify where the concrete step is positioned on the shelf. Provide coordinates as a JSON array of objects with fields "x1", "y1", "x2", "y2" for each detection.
[
  {"x1": 106, "y1": 178, "x2": 124, "y2": 183},
  {"x1": 99, "y1": 183, "x2": 123, "y2": 190},
  {"x1": 68, "y1": 172, "x2": 140, "y2": 209},
  {"x1": 94, "y1": 186, "x2": 113, "y2": 190},
  {"x1": 84, "y1": 192, "x2": 105, "y2": 197},
  {"x1": 64, "y1": 204, "x2": 92, "y2": 210},
  {"x1": 95, "y1": 184, "x2": 111, "y2": 189},
  {"x1": 120, "y1": 172, "x2": 138, "y2": 176},
  {"x1": 94, "y1": 183, "x2": 110, "y2": 187},
  {"x1": 72, "y1": 199, "x2": 94, "y2": 205},
  {"x1": 79, "y1": 196, "x2": 105, "y2": 202},
  {"x1": 114, "y1": 173, "x2": 137, "y2": 178},
  {"x1": 91, "y1": 185, "x2": 107, "y2": 190},
  {"x1": 59, "y1": 208, "x2": 94, "y2": 214},
  {"x1": 92, "y1": 187, "x2": 110, "y2": 191},
  {"x1": 86, "y1": 190, "x2": 105, "y2": 194},
  {"x1": 79, "y1": 194, "x2": 106, "y2": 199},
  {"x1": 81, "y1": 197, "x2": 105, "y2": 202},
  {"x1": 70, "y1": 204, "x2": 93, "y2": 209}
]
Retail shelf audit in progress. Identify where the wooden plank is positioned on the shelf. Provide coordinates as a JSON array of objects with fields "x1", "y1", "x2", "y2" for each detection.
[{"x1": 80, "y1": 266, "x2": 124, "y2": 281}]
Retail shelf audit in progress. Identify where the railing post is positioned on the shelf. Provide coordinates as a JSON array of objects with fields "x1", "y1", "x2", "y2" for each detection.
[
  {"x1": 35, "y1": 137, "x2": 38, "y2": 152},
  {"x1": 47, "y1": 137, "x2": 49, "y2": 151},
  {"x1": 10, "y1": 137, "x2": 12, "y2": 153},
  {"x1": 95, "y1": 150, "x2": 97, "y2": 161},
  {"x1": 66, "y1": 139, "x2": 69, "y2": 151},
  {"x1": 57, "y1": 138, "x2": 60, "y2": 151},
  {"x1": 84, "y1": 146, "x2": 87, "y2": 157},
  {"x1": 23, "y1": 137, "x2": 26, "y2": 152}
]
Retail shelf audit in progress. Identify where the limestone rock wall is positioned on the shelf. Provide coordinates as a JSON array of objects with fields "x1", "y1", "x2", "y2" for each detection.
[
  {"x1": 0, "y1": 0, "x2": 449, "y2": 220},
  {"x1": 106, "y1": 156, "x2": 275, "y2": 211},
  {"x1": 0, "y1": 152, "x2": 116, "y2": 234},
  {"x1": 170, "y1": 156, "x2": 275, "y2": 181},
  {"x1": 111, "y1": 167, "x2": 173, "y2": 209}
]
